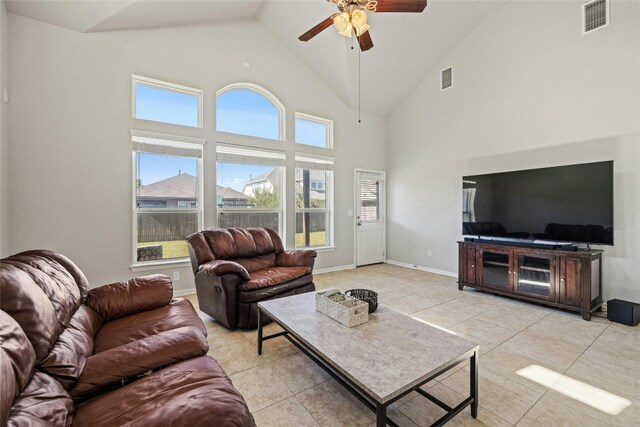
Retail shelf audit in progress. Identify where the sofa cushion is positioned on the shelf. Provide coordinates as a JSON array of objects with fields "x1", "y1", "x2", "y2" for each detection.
[
  {"x1": 86, "y1": 274, "x2": 173, "y2": 322},
  {"x1": 0, "y1": 250, "x2": 88, "y2": 362},
  {"x1": 5, "y1": 372, "x2": 74, "y2": 427},
  {"x1": 232, "y1": 253, "x2": 276, "y2": 273},
  {"x1": 39, "y1": 305, "x2": 102, "y2": 391},
  {"x1": 72, "y1": 356, "x2": 255, "y2": 427},
  {"x1": 0, "y1": 311, "x2": 36, "y2": 425},
  {"x1": 93, "y1": 298, "x2": 206, "y2": 353},
  {"x1": 71, "y1": 326, "x2": 208, "y2": 400},
  {"x1": 239, "y1": 266, "x2": 311, "y2": 291},
  {"x1": 238, "y1": 275, "x2": 314, "y2": 304}
]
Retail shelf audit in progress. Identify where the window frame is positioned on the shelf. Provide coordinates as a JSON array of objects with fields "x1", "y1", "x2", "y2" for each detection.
[
  {"x1": 130, "y1": 130, "x2": 205, "y2": 269},
  {"x1": 215, "y1": 144, "x2": 287, "y2": 238},
  {"x1": 294, "y1": 112, "x2": 334, "y2": 149},
  {"x1": 294, "y1": 163, "x2": 334, "y2": 250},
  {"x1": 216, "y1": 83, "x2": 286, "y2": 141},
  {"x1": 132, "y1": 74, "x2": 204, "y2": 128}
]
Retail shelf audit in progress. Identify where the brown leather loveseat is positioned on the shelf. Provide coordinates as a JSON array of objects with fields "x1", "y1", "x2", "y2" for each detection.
[
  {"x1": 187, "y1": 227, "x2": 317, "y2": 329},
  {"x1": 0, "y1": 250, "x2": 254, "y2": 426}
]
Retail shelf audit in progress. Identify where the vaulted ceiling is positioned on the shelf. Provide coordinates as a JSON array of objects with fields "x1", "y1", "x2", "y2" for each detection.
[{"x1": 5, "y1": 0, "x2": 508, "y2": 115}]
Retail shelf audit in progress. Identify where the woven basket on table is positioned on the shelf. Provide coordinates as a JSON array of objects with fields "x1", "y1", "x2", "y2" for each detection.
[{"x1": 345, "y1": 289, "x2": 378, "y2": 313}]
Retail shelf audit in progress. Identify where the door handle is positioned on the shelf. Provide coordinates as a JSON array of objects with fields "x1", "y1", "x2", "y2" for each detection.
[{"x1": 357, "y1": 221, "x2": 362, "y2": 226}]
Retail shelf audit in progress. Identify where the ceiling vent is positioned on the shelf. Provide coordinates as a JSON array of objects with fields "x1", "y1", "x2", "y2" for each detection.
[
  {"x1": 583, "y1": 0, "x2": 609, "y2": 34},
  {"x1": 441, "y1": 67, "x2": 452, "y2": 91}
]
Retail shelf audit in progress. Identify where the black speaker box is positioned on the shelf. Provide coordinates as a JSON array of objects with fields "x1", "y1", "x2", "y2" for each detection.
[{"x1": 607, "y1": 299, "x2": 640, "y2": 326}]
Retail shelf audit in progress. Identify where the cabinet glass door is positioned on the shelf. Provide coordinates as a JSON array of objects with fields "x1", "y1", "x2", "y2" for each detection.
[
  {"x1": 481, "y1": 251, "x2": 510, "y2": 291},
  {"x1": 515, "y1": 255, "x2": 552, "y2": 299}
]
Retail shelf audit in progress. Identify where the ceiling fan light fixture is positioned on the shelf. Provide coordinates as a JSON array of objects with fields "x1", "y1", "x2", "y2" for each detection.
[
  {"x1": 338, "y1": 22, "x2": 353, "y2": 37},
  {"x1": 351, "y1": 9, "x2": 368, "y2": 28},
  {"x1": 355, "y1": 22, "x2": 370, "y2": 37},
  {"x1": 333, "y1": 12, "x2": 350, "y2": 32}
]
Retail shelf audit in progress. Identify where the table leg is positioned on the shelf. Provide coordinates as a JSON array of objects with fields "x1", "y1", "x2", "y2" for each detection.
[
  {"x1": 257, "y1": 309, "x2": 263, "y2": 356},
  {"x1": 376, "y1": 404, "x2": 387, "y2": 427},
  {"x1": 470, "y1": 349, "x2": 478, "y2": 418}
]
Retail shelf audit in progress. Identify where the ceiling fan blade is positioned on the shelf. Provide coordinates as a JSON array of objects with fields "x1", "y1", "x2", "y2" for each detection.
[
  {"x1": 373, "y1": 0, "x2": 428, "y2": 13},
  {"x1": 299, "y1": 15, "x2": 337, "y2": 41},
  {"x1": 357, "y1": 30, "x2": 374, "y2": 52}
]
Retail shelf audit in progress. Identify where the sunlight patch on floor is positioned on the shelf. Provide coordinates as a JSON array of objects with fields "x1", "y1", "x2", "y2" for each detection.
[
  {"x1": 517, "y1": 365, "x2": 632, "y2": 415},
  {"x1": 410, "y1": 317, "x2": 458, "y2": 335}
]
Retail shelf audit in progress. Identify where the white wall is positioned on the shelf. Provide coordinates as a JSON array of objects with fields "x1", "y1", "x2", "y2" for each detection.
[
  {"x1": 387, "y1": 0, "x2": 640, "y2": 301},
  {"x1": 0, "y1": 1, "x2": 9, "y2": 257},
  {"x1": 8, "y1": 15, "x2": 386, "y2": 291}
]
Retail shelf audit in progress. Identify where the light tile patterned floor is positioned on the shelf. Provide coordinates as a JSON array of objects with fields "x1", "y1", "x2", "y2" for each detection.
[{"x1": 186, "y1": 264, "x2": 640, "y2": 426}]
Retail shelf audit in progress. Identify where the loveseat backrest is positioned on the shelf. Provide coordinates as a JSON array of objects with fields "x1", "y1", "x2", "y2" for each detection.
[
  {"x1": 187, "y1": 228, "x2": 284, "y2": 273},
  {"x1": 0, "y1": 310, "x2": 36, "y2": 425},
  {"x1": 0, "y1": 250, "x2": 89, "y2": 362}
]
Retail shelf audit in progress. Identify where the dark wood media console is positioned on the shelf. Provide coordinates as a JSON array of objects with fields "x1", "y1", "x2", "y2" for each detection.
[{"x1": 458, "y1": 241, "x2": 603, "y2": 320}]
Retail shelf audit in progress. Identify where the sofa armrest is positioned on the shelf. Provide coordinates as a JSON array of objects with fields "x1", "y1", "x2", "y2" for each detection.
[
  {"x1": 86, "y1": 274, "x2": 173, "y2": 322},
  {"x1": 199, "y1": 260, "x2": 250, "y2": 281},
  {"x1": 71, "y1": 326, "x2": 207, "y2": 401},
  {"x1": 276, "y1": 250, "x2": 317, "y2": 269}
]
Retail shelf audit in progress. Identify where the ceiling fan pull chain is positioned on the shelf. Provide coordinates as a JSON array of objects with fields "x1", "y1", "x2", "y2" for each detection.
[{"x1": 358, "y1": 45, "x2": 362, "y2": 124}]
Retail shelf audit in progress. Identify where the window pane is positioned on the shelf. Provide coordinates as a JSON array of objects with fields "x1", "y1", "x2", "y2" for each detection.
[
  {"x1": 360, "y1": 179, "x2": 380, "y2": 221},
  {"x1": 216, "y1": 162, "x2": 281, "y2": 209},
  {"x1": 295, "y1": 212, "x2": 328, "y2": 248},
  {"x1": 218, "y1": 212, "x2": 279, "y2": 230},
  {"x1": 216, "y1": 89, "x2": 280, "y2": 140},
  {"x1": 136, "y1": 153, "x2": 198, "y2": 208},
  {"x1": 295, "y1": 116, "x2": 329, "y2": 148},
  {"x1": 295, "y1": 169, "x2": 326, "y2": 208},
  {"x1": 137, "y1": 211, "x2": 198, "y2": 261},
  {"x1": 135, "y1": 82, "x2": 199, "y2": 127}
]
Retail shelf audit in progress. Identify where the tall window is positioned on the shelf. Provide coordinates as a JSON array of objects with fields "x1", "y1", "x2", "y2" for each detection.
[
  {"x1": 295, "y1": 113, "x2": 333, "y2": 149},
  {"x1": 132, "y1": 75, "x2": 203, "y2": 128},
  {"x1": 295, "y1": 155, "x2": 334, "y2": 248},
  {"x1": 216, "y1": 144, "x2": 285, "y2": 234},
  {"x1": 132, "y1": 131, "x2": 203, "y2": 264},
  {"x1": 216, "y1": 84, "x2": 285, "y2": 140}
]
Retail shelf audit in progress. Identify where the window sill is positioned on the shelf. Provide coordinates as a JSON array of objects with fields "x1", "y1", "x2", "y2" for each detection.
[
  {"x1": 295, "y1": 246, "x2": 336, "y2": 253},
  {"x1": 130, "y1": 258, "x2": 191, "y2": 272}
]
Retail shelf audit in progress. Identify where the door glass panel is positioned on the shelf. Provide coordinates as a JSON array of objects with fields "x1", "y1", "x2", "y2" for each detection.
[
  {"x1": 517, "y1": 256, "x2": 551, "y2": 297},
  {"x1": 482, "y1": 252, "x2": 509, "y2": 289},
  {"x1": 360, "y1": 179, "x2": 380, "y2": 221}
]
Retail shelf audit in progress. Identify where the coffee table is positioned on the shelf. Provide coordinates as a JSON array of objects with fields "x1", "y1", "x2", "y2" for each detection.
[{"x1": 257, "y1": 293, "x2": 479, "y2": 427}]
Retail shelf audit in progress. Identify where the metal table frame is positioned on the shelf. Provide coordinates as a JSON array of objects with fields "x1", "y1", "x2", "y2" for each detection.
[{"x1": 258, "y1": 308, "x2": 478, "y2": 427}]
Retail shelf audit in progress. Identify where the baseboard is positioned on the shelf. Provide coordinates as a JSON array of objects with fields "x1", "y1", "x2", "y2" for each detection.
[
  {"x1": 314, "y1": 264, "x2": 356, "y2": 274},
  {"x1": 385, "y1": 259, "x2": 458, "y2": 279},
  {"x1": 174, "y1": 287, "x2": 196, "y2": 297}
]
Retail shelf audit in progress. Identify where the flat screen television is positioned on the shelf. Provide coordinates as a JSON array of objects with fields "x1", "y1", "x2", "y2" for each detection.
[{"x1": 462, "y1": 161, "x2": 614, "y2": 246}]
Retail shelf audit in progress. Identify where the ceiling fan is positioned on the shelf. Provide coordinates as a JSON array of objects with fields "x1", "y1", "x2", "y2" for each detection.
[{"x1": 299, "y1": 0, "x2": 428, "y2": 52}]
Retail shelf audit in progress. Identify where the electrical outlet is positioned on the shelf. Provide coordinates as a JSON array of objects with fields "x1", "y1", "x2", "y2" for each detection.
[
  {"x1": 427, "y1": 249, "x2": 433, "y2": 257},
  {"x1": 172, "y1": 271, "x2": 180, "y2": 281}
]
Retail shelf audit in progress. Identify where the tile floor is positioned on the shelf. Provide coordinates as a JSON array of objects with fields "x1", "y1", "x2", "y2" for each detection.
[{"x1": 186, "y1": 264, "x2": 639, "y2": 426}]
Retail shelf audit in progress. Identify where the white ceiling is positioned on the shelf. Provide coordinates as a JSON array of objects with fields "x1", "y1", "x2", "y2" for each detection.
[{"x1": 5, "y1": 0, "x2": 508, "y2": 115}]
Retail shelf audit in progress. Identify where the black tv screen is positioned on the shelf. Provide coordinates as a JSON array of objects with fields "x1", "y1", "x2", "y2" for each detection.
[{"x1": 462, "y1": 161, "x2": 614, "y2": 245}]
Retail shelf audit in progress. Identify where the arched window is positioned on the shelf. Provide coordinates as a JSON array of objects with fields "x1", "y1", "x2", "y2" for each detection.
[{"x1": 216, "y1": 83, "x2": 285, "y2": 141}]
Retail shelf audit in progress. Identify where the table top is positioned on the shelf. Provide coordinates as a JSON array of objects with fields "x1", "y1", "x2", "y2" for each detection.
[{"x1": 259, "y1": 293, "x2": 479, "y2": 403}]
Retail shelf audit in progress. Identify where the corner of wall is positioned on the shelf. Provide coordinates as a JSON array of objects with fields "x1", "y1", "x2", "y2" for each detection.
[{"x1": 0, "y1": 1, "x2": 10, "y2": 257}]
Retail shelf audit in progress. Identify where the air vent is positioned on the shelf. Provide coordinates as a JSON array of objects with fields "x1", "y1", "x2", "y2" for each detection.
[
  {"x1": 583, "y1": 0, "x2": 608, "y2": 33},
  {"x1": 441, "y1": 67, "x2": 452, "y2": 91}
]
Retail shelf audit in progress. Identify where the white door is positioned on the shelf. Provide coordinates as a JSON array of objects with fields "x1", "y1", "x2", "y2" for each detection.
[{"x1": 356, "y1": 171, "x2": 385, "y2": 266}]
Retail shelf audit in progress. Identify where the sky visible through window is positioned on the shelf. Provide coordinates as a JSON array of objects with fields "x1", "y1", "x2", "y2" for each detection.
[
  {"x1": 137, "y1": 153, "x2": 196, "y2": 186},
  {"x1": 295, "y1": 117, "x2": 328, "y2": 148},
  {"x1": 217, "y1": 162, "x2": 273, "y2": 192},
  {"x1": 135, "y1": 83, "x2": 199, "y2": 127},
  {"x1": 216, "y1": 89, "x2": 279, "y2": 140}
]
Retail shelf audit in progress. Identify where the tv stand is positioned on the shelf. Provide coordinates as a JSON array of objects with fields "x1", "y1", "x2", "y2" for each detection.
[{"x1": 458, "y1": 241, "x2": 603, "y2": 321}]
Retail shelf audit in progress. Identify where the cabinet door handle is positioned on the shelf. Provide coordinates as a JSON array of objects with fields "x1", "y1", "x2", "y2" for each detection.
[
  {"x1": 561, "y1": 277, "x2": 565, "y2": 282},
  {"x1": 471, "y1": 264, "x2": 475, "y2": 268}
]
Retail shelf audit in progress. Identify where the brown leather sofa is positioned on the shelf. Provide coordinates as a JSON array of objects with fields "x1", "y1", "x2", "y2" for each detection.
[
  {"x1": 0, "y1": 250, "x2": 255, "y2": 426},
  {"x1": 187, "y1": 227, "x2": 317, "y2": 329}
]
